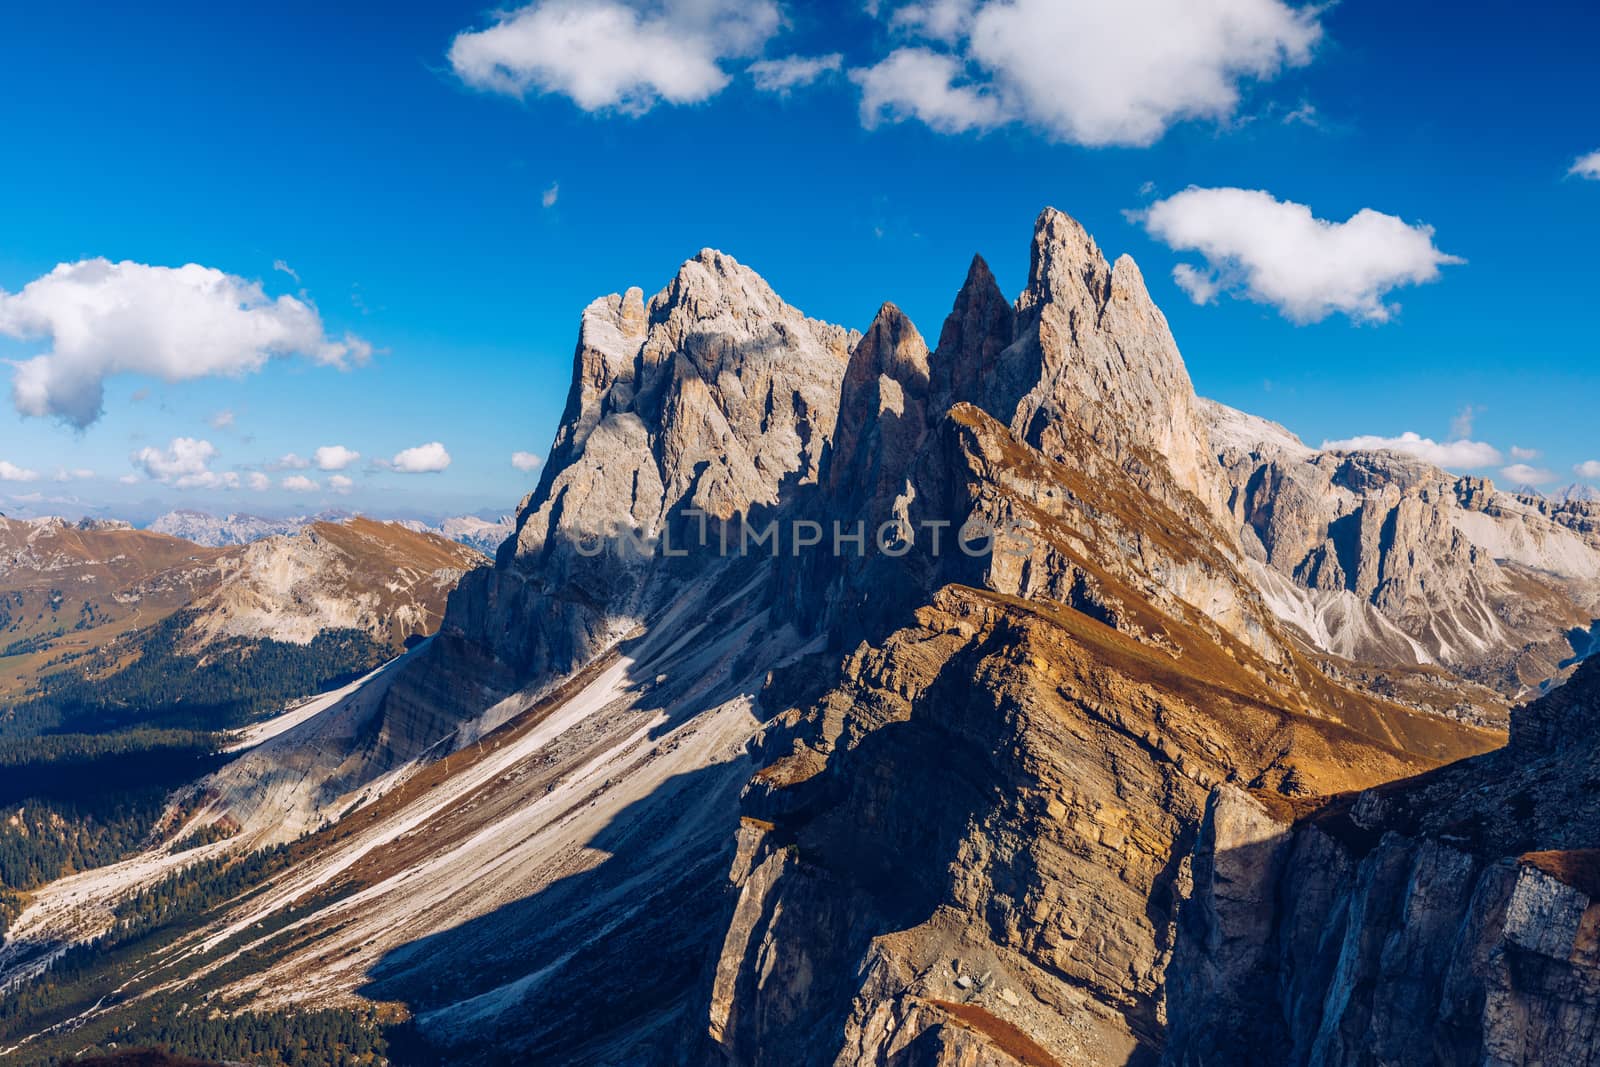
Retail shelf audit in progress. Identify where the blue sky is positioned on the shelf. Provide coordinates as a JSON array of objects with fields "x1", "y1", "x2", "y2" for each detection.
[{"x1": 1, "y1": 0, "x2": 1596, "y2": 523}]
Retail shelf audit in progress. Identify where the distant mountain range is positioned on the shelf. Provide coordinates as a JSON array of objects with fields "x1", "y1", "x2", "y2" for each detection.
[
  {"x1": 0, "y1": 513, "x2": 487, "y2": 702},
  {"x1": 146, "y1": 508, "x2": 515, "y2": 554}
]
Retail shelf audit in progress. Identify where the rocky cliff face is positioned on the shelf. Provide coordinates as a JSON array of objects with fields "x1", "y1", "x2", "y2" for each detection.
[{"x1": 1165, "y1": 657, "x2": 1600, "y2": 1066}]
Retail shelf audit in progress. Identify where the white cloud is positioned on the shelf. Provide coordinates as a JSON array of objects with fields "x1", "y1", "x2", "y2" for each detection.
[
  {"x1": 1140, "y1": 187, "x2": 1462, "y2": 323},
  {"x1": 328, "y1": 474, "x2": 354, "y2": 494},
  {"x1": 854, "y1": 48, "x2": 1002, "y2": 132},
  {"x1": 1321, "y1": 432, "x2": 1502, "y2": 470},
  {"x1": 1170, "y1": 263, "x2": 1223, "y2": 304},
  {"x1": 127, "y1": 439, "x2": 238, "y2": 489},
  {"x1": 542, "y1": 182, "x2": 560, "y2": 208},
  {"x1": 857, "y1": 0, "x2": 1320, "y2": 146},
  {"x1": 247, "y1": 471, "x2": 271, "y2": 491},
  {"x1": 511, "y1": 450, "x2": 543, "y2": 472},
  {"x1": 391, "y1": 441, "x2": 451, "y2": 474},
  {"x1": 281, "y1": 474, "x2": 320, "y2": 492},
  {"x1": 0, "y1": 460, "x2": 40, "y2": 482},
  {"x1": 1509, "y1": 445, "x2": 1541, "y2": 461},
  {"x1": 209, "y1": 409, "x2": 236, "y2": 430},
  {"x1": 132, "y1": 437, "x2": 220, "y2": 488},
  {"x1": 1501, "y1": 463, "x2": 1557, "y2": 486},
  {"x1": 1570, "y1": 150, "x2": 1600, "y2": 180},
  {"x1": 0, "y1": 259, "x2": 371, "y2": 427},
  {"x1": 272, "y1": 259, "x2": 301, "y2": 283},
  {"x1": 889, "y1": 0, "x2": 976, "y2": 40},
  {"x1": 1577, "y1": 460, "x2": 1600, "y2": 479},
  {"x1": 52, "y1": 468, "x2": 95, "y2": 482},
  {"x1": 314, "y1": 444, "x2": 361, "y2": 471},
  {"x1": 1449, "y1": 404, "x2": 1479, "y2": 441},
  {"x1": 749, "y1": 53, "x2": 843, "y2": 94},
  {"x1": 271, "y1": 453, "x2": 311, "y2": 471},
  {"x1": 118, "y1": 473, "x2": 142, "y2": 485},
  {"x1": 449, "y1": 0, "x2": 778, "y2": 113}
]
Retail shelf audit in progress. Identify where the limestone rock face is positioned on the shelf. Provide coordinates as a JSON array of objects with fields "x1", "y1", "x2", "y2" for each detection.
[
  {"x1": 1008, "y1": 210, "x2": 1230, "y2": 527},
  {"x1": 1164, "y1": 658, "x2": 1600, "y2": 1067},
  {"x1": 1202, "y1": 398, "x2": 1600, "y2": 693},
  {"x1": 443, "y1": 248, "x2": 855, "y2": 691}
]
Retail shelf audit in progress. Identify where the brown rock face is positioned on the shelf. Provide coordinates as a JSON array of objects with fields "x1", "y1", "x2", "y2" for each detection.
[{"x1": 1164, "y1": 658, "x2": 1600, "y2": 1067}]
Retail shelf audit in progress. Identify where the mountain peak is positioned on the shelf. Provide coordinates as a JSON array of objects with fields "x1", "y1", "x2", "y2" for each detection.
[
  {"x1": 827, "y1": 302, "x2": 932, "y2": 498},
  {"x1": 1025, "y1": 206, "x2": 1107, "y2": 308},
  {"x1": 930, "y1": 250, "x2": 1019, "y2": 419}
]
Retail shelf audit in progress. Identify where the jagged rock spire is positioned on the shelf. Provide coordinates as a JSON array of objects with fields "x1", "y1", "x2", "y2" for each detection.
[
  {"x1": 827, "y1": 301, "x2": 931, "y2": 497},
  {"x1": 1011, "y1": 206, "x2": 1228, "y2": 524}
]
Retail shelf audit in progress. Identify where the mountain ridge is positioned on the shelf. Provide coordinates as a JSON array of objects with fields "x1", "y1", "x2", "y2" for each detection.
[{"x1": 1, "y1": 207, "x2": 1597, "y2": 1066}]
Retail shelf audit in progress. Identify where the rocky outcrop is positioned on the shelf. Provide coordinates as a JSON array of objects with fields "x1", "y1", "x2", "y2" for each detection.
[
  {"x1": 184, "y1": 517, "x2": 482, "y2": 649},
  {"x1": 1165, "y1": 657, "x2": 1600, "y2": 1066}
]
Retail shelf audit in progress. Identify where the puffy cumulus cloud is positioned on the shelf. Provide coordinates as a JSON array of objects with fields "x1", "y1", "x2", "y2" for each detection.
[
  {"x1": 132, "y1": 437, "x2": 215, "y2": 480},
  {"x1": 1501, "y1": 463, "x2": 1557, "y2": 486},
  {"x1": 854, "y1": 49, "x2": 1003, "y2": 132},
  {"x1": 511, "y1": 450, "x2": 543, "y2": 472},
  {"x1": 247, "y1": 471, "x2": 271, "y2": 491},
  {"x1": 1140, "y1": 187, "x2": 1461, "y2": 323},
  {"x1": 391, "y1": 441, "x2": 451, "y2": 474},
  {"x1": 0, "y1": 259, "x2": 371, "y2": 428},
  {"x1": 1320, "y1": 432, "x2": 1502, "y2": 470},
  {"x1": 281, "y1": 474, "x2": 320, "y2": 492},
  {"x1": 0, "y1": 460, "x2": 40, "y2": 482},
  {"x1": 270, "y1": 453, "x2": 310, "y2": 471},
  {"x1": 130, "y1": 437, "x2": 239, "y2": 489},
  {"x1": 328, "y1": 474, "x2": 354, "y2": 494},
  {"x1": 314, "y1": 444, "x2": 360, "y2": 471},
  {"x1": 750, "y1": 53, "x2": 843, "y2": 94},
  {"x1": 1570, "y1": 150, "x2": 1600, "y2": 180},
  {"x1": 1577, "y1": 460, "x2": 1600, "y2": 479},
  {"x1": 857, "y1": 0, "x2": 1320, "y2": 145},
  {"x1": 449, "y1": 0, "x2": 778, "y2": 113}
]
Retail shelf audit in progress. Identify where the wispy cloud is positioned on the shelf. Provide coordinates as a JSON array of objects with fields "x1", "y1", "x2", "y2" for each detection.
[
  {"x1": 1501, "y1": 462, "x2": 1556, "y2": 486},
  {"x1": 1321, "y1": 432, "x2": 1501, "y2": 469},
  {"x1": 0, "y1": 460, "x2": 40, "y2": 482},
  {"x1": 749, "y1": 53, "x2": 842, "y2": 94}
]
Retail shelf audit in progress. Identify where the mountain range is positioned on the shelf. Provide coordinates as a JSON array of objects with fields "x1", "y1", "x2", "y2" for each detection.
[
  {"x1": 147, "y1": 509, "x2": 516, "y2": 555},
  {"x1": 1, "y1": 209, "x2": 1597, "y2": 1066}
]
